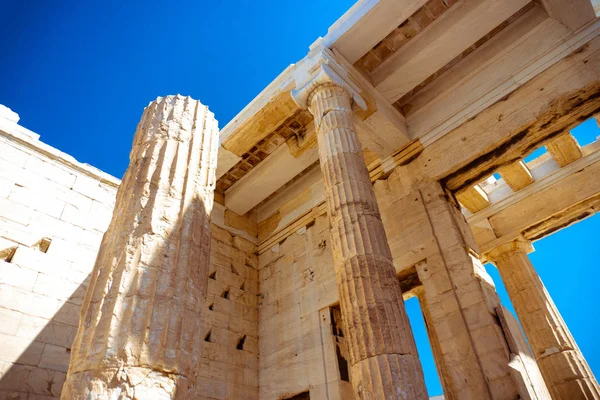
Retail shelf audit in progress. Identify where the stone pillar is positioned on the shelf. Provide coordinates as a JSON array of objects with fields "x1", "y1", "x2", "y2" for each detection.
[
  {"x1": 488, "y1": 240, "x2": 600, "y2": 400},
  {"x1": 414, "y1": 287, "x2": 456, "y2": 400},
  {"x1": 62, "y1": 95, "x2": 220, "y2": 399},
  {"x1": 375, "y1": 177, "x2": 531, "y2": 399},
  {"x1": 295, "y1": 72, "x2": 428, "y2": 398}
]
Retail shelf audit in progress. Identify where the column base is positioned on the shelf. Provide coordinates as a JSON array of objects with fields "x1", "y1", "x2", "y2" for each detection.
[{"x1": 61, "y1": 367, "x2": 187, "y2": 400}]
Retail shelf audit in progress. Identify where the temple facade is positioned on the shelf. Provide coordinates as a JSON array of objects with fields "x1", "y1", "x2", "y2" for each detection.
[{"x1": 1, "y1": 0, "x2": 600, "y2": 398}]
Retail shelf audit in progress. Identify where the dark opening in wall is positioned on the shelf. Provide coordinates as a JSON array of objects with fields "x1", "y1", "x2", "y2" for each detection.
[
  {"x1": 208, "y1": 303, "x2": 214, "y2": 311},
  {"x1": 34, "y1": 237, "x2": 52, "y2": 253},
  {"x1": 0, "y1": 246, "x2": 17, "y2": 262},
  {"x1": 282, "y1": 391, "x2": 310, "y2": 400},
  {"x1": 330, "y1": 306, "x2": 344, "y2": 338},
  {"x1": 204, "y1": 330, "x2": 212, "y2": 343},
  {"x1": 231, "y1": 263, "x2": 239, "y2": 275},
  {"x1": 335, "y1": 345, "x2": 350, "y2": 382},
  {"x1": 236, "y1": 335, "x2": 246, "y2": 350},
  {"x1": 222, "y1": 288, "x2": 230, "y2": 300},
  {"x1": 330, "y1": 305, "x2": 350, "y2": 382},
  {"x1": 240, "y1": 281, "x2": 246, "y2": 290},
  {"x1": 209, "y1": 270, "x2": 216, "y2": 279}
]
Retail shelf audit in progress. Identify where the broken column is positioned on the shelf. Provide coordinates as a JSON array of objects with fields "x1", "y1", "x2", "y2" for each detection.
[
  {"x1": 293, "y1": 65, "x2": 428, "y2": 399},
  {"x1": 488, "y1": 239, "x2": 600, "y2": 400},
  {"x1": 62, "y1": 95, "x2": 220, "y2": 399}
]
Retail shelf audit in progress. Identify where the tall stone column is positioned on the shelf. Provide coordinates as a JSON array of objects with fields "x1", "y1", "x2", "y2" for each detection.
[
  {"x1": 62, "y1": 95, "x2": 220, "y2": 399},
  {"x1": 488, "y1": 240, "x2": 600, "y2": 400},
  {"x1": 413, "y1": 287, "x2": 455, "y2": 399},
  {"x1": 293, "y1": 67, "x2": 428, "y2": 399}
]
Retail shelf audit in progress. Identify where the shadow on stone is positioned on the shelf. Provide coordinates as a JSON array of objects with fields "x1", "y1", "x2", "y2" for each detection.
[{"x1": 0, "y1": 278, "x2": 90, "y2": 399}]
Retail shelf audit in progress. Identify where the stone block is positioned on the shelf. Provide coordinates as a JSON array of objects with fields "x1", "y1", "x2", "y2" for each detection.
[
  {"x1": 56, "y1": 189, "x2": 93, "y2": 214},
  {"x1": 0, "y1": 159, "x2": 41, "y2": 189},
  {"x1": 8, "y1": 186, "x2": 65, "y2": 219},
  {"x1": 0, "y1": 197, "x2": 31, "y2": 226},
  {"x1": 212, "y1": 224, "x2": 233, "y2": 244},
  {"x1": 44, "y1": 238, "x2": 97, "y2": 273},
  {"x1": 51, "y1": 301, "x2": 80, "y2": 327},
  {"x1": 0, "y1": 260, "x2": 38, "y2": 291},
  {"x1": 23, "y1": 157, "x2": 77, "y2": 189},
  {"x1": 0, "y1": 333, "x2": 44, "y2": 366},
  {"x1": 0, "y1": 307, "x2": 22, "y2": 335},
  {"x1": 0, "y1": 176, "x2": 13, "y2": 198},
  {"x1": 72, "y1": 175, "x2": 114, "y2": 203},
  {"x1": 195, "y1": 375, "x2": 226, "y2": 399},
  {"x1": 0, "y1": 219, "x2": 37, "y2": 247},
  {"x1": 38, "y1": 344, "x2": 70, "y2": 373},
  {"x1": 62, "y1": 270, "x2": 90, "y2": 293},
  {"x1": 32, "y1": 273, "x2": 82, "y2": 303},
  {"x1": 0, "y1": 284, "x2": 59, "y2": 319},
  {"x1": 88, "y1": 200, "x2": 113, "y2": 232},
  {"x1": 10, "y1": 247, "x2": 71, "y2": 279},
  {"x1": 0, "y1": 363, "x2": 65, "y2": 396},
  {"x1": 0, "y1": 142, "x2": 29, "y2": 169},
  {"x1": 232, "y1": 235, "x2": 256, "y2": 255},
  {"x1": 15, "y1": 314, "x2": 48, "y2": 340},
  {"x1": 58, "y1": 204, "x2": 86, "y2": 229},
  {"x1": 17, "y1": 315, "x2": 77, "y2": 349},
  {"x1": 0, "y1": 389, "x2": 28, "y2": 399},
  {"x1": 76, "y1": 228, "x2": 103, "y2": 249}
]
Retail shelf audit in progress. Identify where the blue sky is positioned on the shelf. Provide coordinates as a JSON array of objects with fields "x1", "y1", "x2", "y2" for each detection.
[{"x1": 1, "y1": 1, "x2": 599, "y2": 396}]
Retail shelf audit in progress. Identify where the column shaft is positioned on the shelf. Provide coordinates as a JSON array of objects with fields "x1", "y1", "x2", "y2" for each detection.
[
  {"x1": 490, "y1": 241, "x2": 600, "y2": 400},
  {"x1": 415, "y1": 287, "x2": 457, "y2": 400},
  {"x1": 309, "y1": 84, "x2": 428, "y2": 399},
  {"x1": 62, "y1": 95, "x2": 219, "y2": 399}
]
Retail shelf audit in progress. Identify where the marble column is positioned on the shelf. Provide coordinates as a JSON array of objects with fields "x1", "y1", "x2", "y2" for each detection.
[
  {"x1": 296, "y1": 76, "x2": 428, "y2": 399},
  {"x1": 488, "y1": 239, "x2": 600, "y2": 400},
  {"x1": 62, "y1": 95, "x2": 219, "y2": 399},
  {"x1": 414, "y1": 286, "x2": 456, "y2": 400}
]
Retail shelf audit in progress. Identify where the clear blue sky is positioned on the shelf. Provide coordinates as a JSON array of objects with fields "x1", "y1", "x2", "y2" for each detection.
[{"x1": 1, "y1": 1, "x2": 598, "y2": 397}]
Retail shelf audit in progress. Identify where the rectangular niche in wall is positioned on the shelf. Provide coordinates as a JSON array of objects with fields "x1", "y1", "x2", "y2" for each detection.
[
  {"x1": 330, "y1": 305, "x2": 350, "y2": 382},
  {"x1": 283, "y1": 391, "x2": 310, "y2": 400}
]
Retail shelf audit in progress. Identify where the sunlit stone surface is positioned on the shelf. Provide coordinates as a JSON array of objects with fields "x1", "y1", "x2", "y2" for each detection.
[{"x1": 61, "y1": 95, "x2": 219, "y2": 399}]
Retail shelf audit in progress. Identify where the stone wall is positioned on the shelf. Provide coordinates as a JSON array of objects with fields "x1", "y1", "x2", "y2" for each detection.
[
  {"x1": 0, "y1": 108, "x2": 119, "y2": 399},
  {"x1": 258, "y1": 215, "x2": 353, "y2": 400},
  {"x1": 203, "y1": 224, "x2": 259, "y2": 400}
]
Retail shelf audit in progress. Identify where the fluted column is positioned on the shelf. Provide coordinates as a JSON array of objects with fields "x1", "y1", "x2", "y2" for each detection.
[
  {"x1": 62, "y1": 95, "x2": 219, "y2": 399},
  {"x1": 299, "y1": 79, "x2": 427, "y2": 399},
  {"x1": 488, "y1": 239, "x2": 600, "y2": 400},
  {"x1": 414, "y1": 286, "x2": 456, "y2": 400}
]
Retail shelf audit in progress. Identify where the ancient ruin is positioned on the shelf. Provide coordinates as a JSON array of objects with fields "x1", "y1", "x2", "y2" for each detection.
[{"x1": 1, "y1": 0, "x2": 600, "y2": 398}]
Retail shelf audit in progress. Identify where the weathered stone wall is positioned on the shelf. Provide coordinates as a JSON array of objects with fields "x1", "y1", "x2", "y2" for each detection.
[
  {"x1": 257, "y1": 203, "x2": 454, "y2": 399},
  {"x1": 0, "y1": 109, "x2": 119, "y2": 399},
  {"x1": 204, "y1": 223, "x2": 259, "y2": 400},
  {"x1": 258, "y1": 214, "x2": 354, "y2": 400}
]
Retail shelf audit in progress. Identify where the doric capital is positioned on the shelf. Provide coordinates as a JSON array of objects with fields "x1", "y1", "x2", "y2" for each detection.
[
  {"x1": 486, "y1": 238, "x2": 534, "y2": 264},
  {"x1": 290, "y1": 46, "x2": 366, "y2": 111}
]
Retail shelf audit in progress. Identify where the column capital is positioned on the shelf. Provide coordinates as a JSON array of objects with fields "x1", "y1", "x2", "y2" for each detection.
[
  {"x1": 291, "y1": 47, "x2": 367, "y2": 111},
  {"x1": 486, "y1": 238, "x2": 534, "y2": 264}
]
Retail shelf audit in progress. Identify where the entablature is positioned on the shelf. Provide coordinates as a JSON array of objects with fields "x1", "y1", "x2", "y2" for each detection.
[{"x1": 215, "y1": 0, "x2": 600, "y2": 220}]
